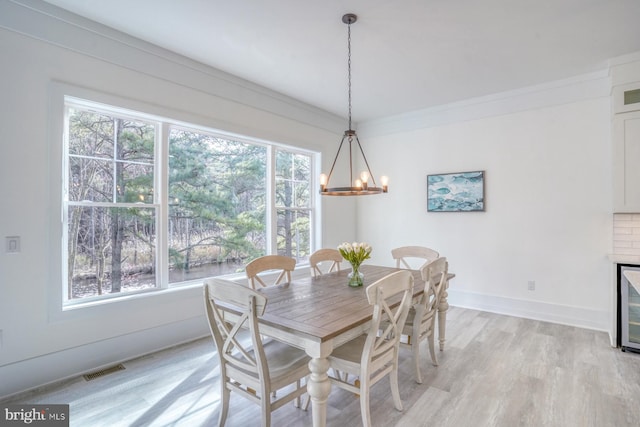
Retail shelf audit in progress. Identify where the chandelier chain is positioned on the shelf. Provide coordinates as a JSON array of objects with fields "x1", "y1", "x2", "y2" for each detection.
[{"x1": 347, "y1": 21, "x2": 352, "y2": 131}]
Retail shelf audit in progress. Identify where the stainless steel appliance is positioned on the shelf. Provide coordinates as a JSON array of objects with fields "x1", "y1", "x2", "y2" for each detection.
[{"x1": 621, "y1": 265, "x2": 640, "y2": 352}]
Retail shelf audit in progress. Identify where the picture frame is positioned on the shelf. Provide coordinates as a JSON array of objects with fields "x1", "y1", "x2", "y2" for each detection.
[{"x1": 427, "y1": 170, "x2": 485, "y2": 212}]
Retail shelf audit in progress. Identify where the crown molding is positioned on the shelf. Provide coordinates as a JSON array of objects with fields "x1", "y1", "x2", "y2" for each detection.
[
  {"x1": 608, "y1": 50, "x2": 640, "y2": 67},
  {"x1": 359, "y1": 69, "x2": 611, "y2": 137}
]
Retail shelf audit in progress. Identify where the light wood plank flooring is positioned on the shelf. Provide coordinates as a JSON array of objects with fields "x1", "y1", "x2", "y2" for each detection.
[{"x1": 3, "y1": 307, "x2": 640, "y2": 426}]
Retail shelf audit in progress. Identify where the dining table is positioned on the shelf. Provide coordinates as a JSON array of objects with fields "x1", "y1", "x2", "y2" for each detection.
[{"x1": 253, "y1": 264, "x2": 454, "y2": 427}]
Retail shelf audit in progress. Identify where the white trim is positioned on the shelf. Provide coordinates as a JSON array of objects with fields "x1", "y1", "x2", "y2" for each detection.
[
  {"x1": 447, "y1": 288, "x2": 612, "y2": 344},
  {"x1": 359, "y1": 70, "x2": 611, "y2": 136},
  {"x1": 608, "y1": 51, "x2": 640, "y2": 68}
]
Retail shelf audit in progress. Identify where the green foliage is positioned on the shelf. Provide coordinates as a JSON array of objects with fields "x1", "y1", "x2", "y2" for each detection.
[
  {"x1": 67, "y1": 106, "x2": 313, "y2": 298},
  {"x1": 167, "y1": 129, "x2": 268, "y2": 274}
]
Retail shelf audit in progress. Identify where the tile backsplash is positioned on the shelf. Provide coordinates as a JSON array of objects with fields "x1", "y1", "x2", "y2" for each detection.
[{"x1": 613, "y1": 214, "x2": 640, "y2": 256}]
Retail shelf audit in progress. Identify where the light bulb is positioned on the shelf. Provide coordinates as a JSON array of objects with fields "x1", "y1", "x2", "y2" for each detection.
[
  {"x1": 320, "y1": 173, "x2": 328, "y2": 191},
  {"x1": 380, "y1": 176, "x2": 389, "y2": 192},
  {"x1": 360, "y1": 171, "x2": 369, "y2": 189}
]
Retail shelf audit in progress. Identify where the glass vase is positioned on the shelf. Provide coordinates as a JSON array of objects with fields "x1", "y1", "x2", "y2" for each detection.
[{"x1": 348, "y1": 265, "x2": 364, "y2": 287}]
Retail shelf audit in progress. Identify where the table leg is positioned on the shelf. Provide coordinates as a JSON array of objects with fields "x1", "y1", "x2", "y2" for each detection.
[
  {"x1": 437, "y1": 282, "x2": 450, "y2": 351},
  {"x1": 307, "y1": 357, "x2": 331, "y2": 427}
]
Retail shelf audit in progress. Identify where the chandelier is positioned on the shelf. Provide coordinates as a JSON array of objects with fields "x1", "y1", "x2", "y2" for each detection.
[{"x1": 319, "y1": 13, "x2": 388, "y2": 196}]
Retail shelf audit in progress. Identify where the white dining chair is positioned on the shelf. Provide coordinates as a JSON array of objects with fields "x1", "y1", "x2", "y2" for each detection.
[
  {"x1": 309, "y1": 248, "x2": 343, "y2": 278},
  {"x1": 203, "y1": 277, "x2": 310, "y2": 427},
  {"x1": 245, "y1": 255, "x2": 296, "y2": 289},
  {"x1": 326, "y1": 270, "x2": 414, "y2": 427},
  {"x1": 391, "y1": 245, "x2": 439, "y2": 270},
  {"x1": 400, "y1": 256, "x2": 449, "y2": 383}
]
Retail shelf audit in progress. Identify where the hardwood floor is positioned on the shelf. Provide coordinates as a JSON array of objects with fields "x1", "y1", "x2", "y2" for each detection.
[{"x1": 3, "y1": 307, "x2": 640, "y2": 426}]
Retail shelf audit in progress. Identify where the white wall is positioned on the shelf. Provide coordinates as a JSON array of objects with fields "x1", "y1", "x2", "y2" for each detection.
[
  {"x1": 0, "y1": 0, "x2": 353, "y2": 398},
  {"x1": 0, "y1": 0, "x2": 626, "y2": 399},
  {"x1": 357, "y1": 76, "x2": 614, "y2": 334}
]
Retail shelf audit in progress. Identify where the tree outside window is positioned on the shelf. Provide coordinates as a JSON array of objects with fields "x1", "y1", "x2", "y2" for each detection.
[{"x1": 64, "y1": 100, "x2": 315, "y2": 303}]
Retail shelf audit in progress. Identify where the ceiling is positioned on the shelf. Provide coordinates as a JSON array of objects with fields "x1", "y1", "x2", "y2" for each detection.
[{"x1": 41, "y1": 0, "x2": 640, "y2": 122}]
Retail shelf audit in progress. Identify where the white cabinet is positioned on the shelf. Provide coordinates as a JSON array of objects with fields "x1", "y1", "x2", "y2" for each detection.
[
  {"x1": 614, "y1": 110, "x2": 640, "y2": 212},
  {"x1": 613, "y1": 82, "x2": 640, "y2": 114}
]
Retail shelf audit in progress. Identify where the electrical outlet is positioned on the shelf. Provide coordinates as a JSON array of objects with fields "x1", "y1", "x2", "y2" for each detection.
[
  {"x1": 6, "y1": 236, "x2": 20, "y2": 253},
  {"x1": 528, "y1": 280, "x2": 535, "y2": 291}
]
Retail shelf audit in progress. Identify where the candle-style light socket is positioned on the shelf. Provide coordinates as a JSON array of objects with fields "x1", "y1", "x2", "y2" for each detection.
[
  {"x1": 380, "y1": 175, "x2": 389, "y2": 193},
  {"x1": 320, "y1": 173, "x2": 328, "y2": 192}
]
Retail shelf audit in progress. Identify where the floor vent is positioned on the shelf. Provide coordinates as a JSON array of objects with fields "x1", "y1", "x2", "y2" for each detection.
[{"x1": 83, "y1": 364, "x2": 126, "y2": 381}]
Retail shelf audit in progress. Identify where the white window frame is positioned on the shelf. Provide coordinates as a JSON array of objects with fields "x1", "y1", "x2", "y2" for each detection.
[{"x1": 49, "y1": 83, "x2": 320, "y2": 315}]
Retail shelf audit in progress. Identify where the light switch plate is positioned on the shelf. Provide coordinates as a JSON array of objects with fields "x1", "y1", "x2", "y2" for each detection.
[{"x1": 6, "y1": 236, "x2": 20, "y2": 253}]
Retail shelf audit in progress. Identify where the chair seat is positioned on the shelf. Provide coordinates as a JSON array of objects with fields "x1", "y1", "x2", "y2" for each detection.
[
  {"x1": 328, "y1": 335, "x2": 367, "y2": 373},
  {"x1": 262, "y1": 340, "x2": 310, "y2": 384},
  {"x1": 226, "y1": 339, "x2": 309, "y2": 395}
]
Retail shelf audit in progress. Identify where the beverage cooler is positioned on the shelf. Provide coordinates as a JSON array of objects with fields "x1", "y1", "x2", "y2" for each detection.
[{"x1": 621, "y1": 266, "x2": 640, "y2": 352}]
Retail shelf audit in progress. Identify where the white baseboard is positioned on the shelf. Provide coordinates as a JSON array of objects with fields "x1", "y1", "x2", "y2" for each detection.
[
  {"x1": 447, "y1": 288, "x2": 611, "y2": 337},
  {"x1": 0, "y1": 316, "x2": 209, "y2": 400}
]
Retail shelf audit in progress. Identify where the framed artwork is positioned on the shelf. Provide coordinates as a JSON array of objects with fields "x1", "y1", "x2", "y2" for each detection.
[{"x1": 427, "y1": 170, "x2": 485, "y2": 212}]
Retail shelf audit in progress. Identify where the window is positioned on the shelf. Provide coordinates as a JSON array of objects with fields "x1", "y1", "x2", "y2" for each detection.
[
  {"x1": 63, "y1": 97, "x2": 316, "y2": 304},
  {"x1": 167, "y1": 127, "x2": 268, "y2": 284},
  {"x1": 275, "y1": 150, "x2": 311, "y2": 259}
]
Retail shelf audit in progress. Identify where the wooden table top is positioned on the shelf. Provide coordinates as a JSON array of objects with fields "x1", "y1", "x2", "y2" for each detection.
[{"x1": 256, "y1": 264, "x2": 424, "y2": 343}]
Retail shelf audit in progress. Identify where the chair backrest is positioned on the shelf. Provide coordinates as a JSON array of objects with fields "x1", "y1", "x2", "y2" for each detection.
[
  {"x1": 309, "y1": 248, "x2": 343, "y2": 278},
  {"x1": 245, "y1": 255, "x2": 296, "y2": 289},
  {"x1": 415, "y1": 257, "x2": 448, "y2": 332},
  {"x1": 203, "y1": 278, "x2": 269, "y2": 391},
  {"x1": 363, "y1": 270, "x2": 414, "y2": 371},
  {"x1": 391, "y1": 245, "x2": 439, "y2": 270}
]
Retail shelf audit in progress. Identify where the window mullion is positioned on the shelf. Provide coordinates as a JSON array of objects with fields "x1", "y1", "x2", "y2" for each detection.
[
  {"x1": 266, "y1": 145, "x2": 276, "y2": 255},
  {"x1": 157, "y1": 123, "x2": 170, "y2": 289}
]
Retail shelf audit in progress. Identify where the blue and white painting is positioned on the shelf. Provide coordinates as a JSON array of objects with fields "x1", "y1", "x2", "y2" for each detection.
[{"x1": 427, "y1": 171, "x2": 485, "y2": 212}]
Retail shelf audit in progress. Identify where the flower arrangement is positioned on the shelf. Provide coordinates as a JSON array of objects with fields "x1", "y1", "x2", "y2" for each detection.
[
  {"x1": 338, "y1": 242, "x2": 372, "y2": 267},
  {"x1": 338, "y1": 242, "x2": 372, "y2": 287}
]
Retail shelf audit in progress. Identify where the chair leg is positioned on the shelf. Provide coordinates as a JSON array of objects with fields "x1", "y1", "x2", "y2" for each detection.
[
  {"x1": 412, "y1": 339, "x2": 422, "y2": 384},
  {"x1": 390, "y1": 363, "x2": 403, "y2": 412},
  {"x1": 261, "y1": 405, "x2": 271, "y2": 427},
  {"x1": 302, "y1": 394, "x2": 310, "y2": 411},
  {"x1": 219, "y1": 384, "x2": 230, "y2": 427},
  {"x1": 428, "y1": 332, "x2": 439, "y2": 366},
  {"x1": 359, "y1": 377, "x2": 372, "y2": 427},
  {"x1": 294, "y1": 380, "x2": 301, "y2": 408}
]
